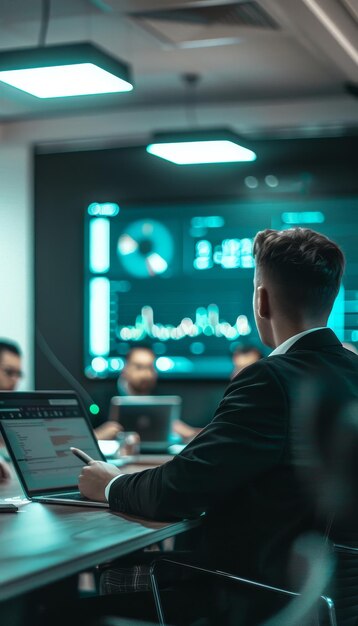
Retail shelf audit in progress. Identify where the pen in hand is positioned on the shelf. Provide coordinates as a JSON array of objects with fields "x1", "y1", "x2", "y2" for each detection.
[
  {"x1": 70, "y1": 447, "x2": 94, "y2": 465},
  {"x1": 71, "y1": 446, "x2": 118, "y2": 502}
]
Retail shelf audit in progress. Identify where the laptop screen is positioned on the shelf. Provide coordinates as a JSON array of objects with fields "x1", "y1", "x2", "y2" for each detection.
[
  {"x1": 0, "y1": 392, "x2": 104, "y2": 495},
  {"x1": 110, "y1": 395, "x2": 182, "y2": 443}
]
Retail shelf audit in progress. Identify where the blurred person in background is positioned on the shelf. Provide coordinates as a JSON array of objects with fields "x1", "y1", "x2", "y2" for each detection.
[
  {"x1": 174, "y1": 345, "x2": 263, "y2": 442},
  {"x1": 104, "y1": 345, "x2": 200, "y2": 444},
  {"x1": 0, "y1": 340, "x2": 23, "y2": 391},
  {"x1": 0, "y1": 339, "x2": 23, "y2": 481},
  {"x1": 101, "y1": 345, "x2": 213, "y2": 445},
  {"x1": 95, "y1": 345, "x2": 158, "y2": 440},
  {"x1": 117, "y1": 345, "x2": 158, "y2": 396},
  {"x1": 96, "y1": 345, "x2": 157, "y2": 440},
  {"x1": 231, "y1": 344, "x2": 263, "y2": 379}
]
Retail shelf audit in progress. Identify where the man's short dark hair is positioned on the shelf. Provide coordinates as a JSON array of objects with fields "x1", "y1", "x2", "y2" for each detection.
[
  {"x1": 0, "y1": 340, "x2": 22, "y2": 360},
  {"x1": 253, "y1": 228, "x2": 345, "y2": 319}
]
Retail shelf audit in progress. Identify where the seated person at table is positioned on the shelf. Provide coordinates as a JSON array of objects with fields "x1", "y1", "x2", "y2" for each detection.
[
  {"x1": 0, "y1": 340, "x2": 23, "y2": 481},
  {"x1": 77, "y1": 227, "x2": 358, "y2": 622},
  {"x1": 0, "y1": 339, "x2": 23, "y2": 392},
  {"x1": 117, "y1": 345, "x2": 158, "y2": 397},
  {"x1": 95, "y1": 346, "x2": 159, "y2": 440},
  {"x1": 99, "y1": 345, "x2": 199, "y2": 444}
]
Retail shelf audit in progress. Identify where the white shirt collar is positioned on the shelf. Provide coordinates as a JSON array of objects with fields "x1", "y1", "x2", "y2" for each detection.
[{"x1": 269, "y1": 327, "x2": 327, "y2": 357}]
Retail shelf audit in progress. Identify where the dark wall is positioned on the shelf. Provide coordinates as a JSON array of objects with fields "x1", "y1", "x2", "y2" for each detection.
[{"x1": 34, "y1": 135, "x2": 358, "y2": 427}]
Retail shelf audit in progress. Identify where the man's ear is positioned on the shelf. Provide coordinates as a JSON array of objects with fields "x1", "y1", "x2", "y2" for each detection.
[{"x1": 257, "y1": 285, "x2": 270, "y2": 319}]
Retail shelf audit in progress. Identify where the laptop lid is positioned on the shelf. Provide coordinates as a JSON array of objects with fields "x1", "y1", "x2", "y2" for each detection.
[
  {"x1": 0, "y1": 391, "x2": 106, "y2": 497},
  {"x1": 110, "y1": 395, "x2": 182, "y2": 444}
]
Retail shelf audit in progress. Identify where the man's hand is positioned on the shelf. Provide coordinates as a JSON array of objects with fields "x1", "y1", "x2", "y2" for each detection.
[
  {"x1": 0, "y1": 459, "x2": 11, "y2": 482},
  {"x1": 71, "y1": 448, "x2": 122, "y2": 502},
  {"x1": 172, "y1": 419, "x2": 202, "y2": 443},
  {"x1": 94, "y1": 421, "x2": 122, "y2": 441}
]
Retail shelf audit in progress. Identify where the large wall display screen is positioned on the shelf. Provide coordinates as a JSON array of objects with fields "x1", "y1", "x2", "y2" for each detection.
[{"x1": 84, "y1": 198, "x2": 357, "y2": 378}]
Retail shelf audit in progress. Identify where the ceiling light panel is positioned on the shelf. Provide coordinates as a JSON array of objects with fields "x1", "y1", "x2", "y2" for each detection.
[
  {"x1": 146, "y1": 131, "x2": 257, "y2": 164},
  {"x1": 0, "y1": 43, "x2": 133, "y2": 98}
]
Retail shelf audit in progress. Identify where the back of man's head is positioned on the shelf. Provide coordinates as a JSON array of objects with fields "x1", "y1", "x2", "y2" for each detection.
[{"x1": 253, "y1": 228, "x2": 345, "y2": 322}]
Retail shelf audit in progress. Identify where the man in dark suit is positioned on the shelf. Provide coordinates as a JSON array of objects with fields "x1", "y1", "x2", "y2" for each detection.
[{"x1": 76, "y1": 227, "x2": 358, "y2": 591}]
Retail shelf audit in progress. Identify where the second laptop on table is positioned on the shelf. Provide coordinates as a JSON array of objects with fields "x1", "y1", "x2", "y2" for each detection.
[{"x1": 109, "y1": 395, "x2": 182, "y2": 453}]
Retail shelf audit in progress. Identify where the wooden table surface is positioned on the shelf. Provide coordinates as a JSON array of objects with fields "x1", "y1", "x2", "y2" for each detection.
[{"x1": 0, "y1": 458, "x2": 199, "y2": 602}]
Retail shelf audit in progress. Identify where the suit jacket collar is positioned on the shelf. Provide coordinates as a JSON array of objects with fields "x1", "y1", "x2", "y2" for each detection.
[{"x1": 286, "y1": 328, "x2": 341, "y2": 353}]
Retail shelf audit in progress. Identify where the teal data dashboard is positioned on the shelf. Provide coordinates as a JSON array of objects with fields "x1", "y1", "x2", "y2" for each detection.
[{"x1": 84, "y1": 198, "x2": 357, "y2": 378}]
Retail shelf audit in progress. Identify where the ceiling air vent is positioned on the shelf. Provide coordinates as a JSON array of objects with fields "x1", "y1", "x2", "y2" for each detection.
[{"x1": 130, "y1": 2, "x2": 279, "y2": 30}]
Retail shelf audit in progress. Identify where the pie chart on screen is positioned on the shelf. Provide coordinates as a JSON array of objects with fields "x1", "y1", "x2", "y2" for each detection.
[{"x1": 117, "y1": 219, "x2": 174, "y2": 278}]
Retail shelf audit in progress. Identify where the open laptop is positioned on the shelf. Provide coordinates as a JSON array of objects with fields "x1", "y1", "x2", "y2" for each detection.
[
  {"x1": 0, "y1": 391, "x2": 109, "y2": 508},
  {"x1": 110, "y1": 395, "x2": 182, "y2": 453}
]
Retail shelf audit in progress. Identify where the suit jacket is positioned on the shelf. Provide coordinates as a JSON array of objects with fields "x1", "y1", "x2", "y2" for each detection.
[{"x1": 109, "y1": 329, "x2": 358, "y2": 586}]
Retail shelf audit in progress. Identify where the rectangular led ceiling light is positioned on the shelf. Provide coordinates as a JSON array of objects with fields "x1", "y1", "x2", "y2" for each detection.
[
  {"x1": 0, "y1": 43, "x2": 133, "y2": 98},
  {"x1": 146, "y1": 130, "x2": 256, "y2": 165}
]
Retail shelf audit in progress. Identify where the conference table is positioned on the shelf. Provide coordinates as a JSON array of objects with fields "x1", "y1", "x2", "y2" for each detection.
[{"x1": 0, "y1": 457, "x2": 200, "y2": 605}]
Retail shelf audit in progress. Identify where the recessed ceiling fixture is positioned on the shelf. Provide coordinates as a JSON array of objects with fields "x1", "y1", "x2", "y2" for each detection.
[
  {"x1": 146, "y1": 130, "x2": 257, "y2": 165},
  {"x1": 0, "y1": 43, "x2": 133, "y2": 98}
]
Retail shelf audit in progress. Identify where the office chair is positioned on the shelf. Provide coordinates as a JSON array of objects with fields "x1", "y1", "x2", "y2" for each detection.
[
  {"x1": 149, "y1": 551, "x2": 337, "y2": 626},
  {"x1": 150, "y1": 533, "x2": 358, "y2": 626},
  {"x1": 329, "y1": 542, "x2": 358, "y2": 626}
]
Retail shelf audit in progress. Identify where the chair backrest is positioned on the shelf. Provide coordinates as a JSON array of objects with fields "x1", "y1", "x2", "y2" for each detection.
[
  {"x1": 331, "y1": 542, "x2": 358, "y2": 626},
  {"x1": 150, "y1": 557, "x2": 337, "y2": 626}
]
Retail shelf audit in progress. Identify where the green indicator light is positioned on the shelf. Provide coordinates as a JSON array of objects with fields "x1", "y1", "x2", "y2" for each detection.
[{"x1": 89, "y1": 404, "x2": 100, "y2": 415}]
